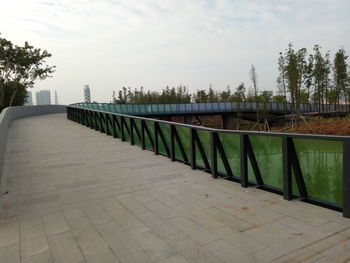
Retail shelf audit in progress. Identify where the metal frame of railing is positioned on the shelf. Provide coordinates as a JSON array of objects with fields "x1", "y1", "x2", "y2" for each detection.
[
  {"x1": 72, "y1": 102, "x2": 347, "y2": 116},
  {"x1": 67, "y1": 105, "x2": 350, "y2": 218}
]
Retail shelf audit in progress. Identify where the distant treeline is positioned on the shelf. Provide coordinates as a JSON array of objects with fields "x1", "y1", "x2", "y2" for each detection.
[
  {"x1": 113, "y1": 43, "x2": 349, "y2": 114},
  {"x1": 113, "y1": 84, "x2": 272, "y2": 104}
]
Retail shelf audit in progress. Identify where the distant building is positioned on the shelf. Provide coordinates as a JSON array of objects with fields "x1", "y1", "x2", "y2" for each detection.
[
  {"x1": 84, "y1": 85, "x2": 91, "y2": 103},
  {"x1": 54, "y1": 91, "x2": 58, "y2": 105},
  {"x1": 36, "y1": 90, "x2": 51, "y2": 105},
  {"x1": 24, "y1": 91, "x2": 33, "y2": 106}
]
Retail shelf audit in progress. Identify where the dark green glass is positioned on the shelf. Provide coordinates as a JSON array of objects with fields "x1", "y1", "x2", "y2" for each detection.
[
  {"x1": 132, "y1": 119, "x2": 142, "y2": 146},
  {"x1": 158, "y1": 123, "x2": 170, "y2": 155},
  {"x1": 174, "y1": 126, "x2": 190, "y2": 161},
  {"x1": 248, "y1": 135, "x2": 283, "y2": 188},
  {"x1": 107, "y1": 114, "x2": 113, "y2": 135},
  {"x1": 218, "y1": 133, "x2": 240, "y2": 177},
  {"x1": 144, "y1": 120, "x2": 154, "y2": 150},
  {"x1": 293, "y1": 138, "x2": 343, "y2": 205},
  {"x1": 195, "y1": 130, "x2": 211, "y2": 168},
  {"x1": 122, "y1": 117, "x2": 131, "y2": 142},
  {"x1": 101, "y1": 113, "x2": 107, "y2": 134}
]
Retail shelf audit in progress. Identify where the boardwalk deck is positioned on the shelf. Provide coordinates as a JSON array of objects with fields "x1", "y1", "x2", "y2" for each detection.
[{"x1": 0, "y1": 113, "x2": 350, "y2": 263}]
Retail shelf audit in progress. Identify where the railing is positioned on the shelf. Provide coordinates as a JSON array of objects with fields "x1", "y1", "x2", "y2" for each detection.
[
  {"x1": 67, "y1": 105, "x2": 350, "y2": 218},
  {"x1": 71, "y1": 102, "x2": 347, "y2": 116}
]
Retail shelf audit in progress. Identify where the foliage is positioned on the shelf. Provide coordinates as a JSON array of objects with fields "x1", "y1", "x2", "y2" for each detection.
[
  {"x1": 277, "y1": 43, "x2": 349, "y2": 115},
  {"x1": 333, "y1": 48, "x2": 348, "y2": 107},
  {"x1": 0, "y1": 34, "x2": 55, "y2": 110}
]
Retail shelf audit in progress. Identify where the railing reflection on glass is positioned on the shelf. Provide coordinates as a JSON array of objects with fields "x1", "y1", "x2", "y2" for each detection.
[{"x1": 67, "y1": 105, "x2": 350, "y2": 219}]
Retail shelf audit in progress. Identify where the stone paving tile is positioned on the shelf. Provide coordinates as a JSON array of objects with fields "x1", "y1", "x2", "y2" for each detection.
[
  {"x1": 168, "y1": 216, "x2": 219, "y2": 245},
  {"x1": 0, "y1": 243, "x2": 20, "y2": 263},
  {"x1": 20, "y1": 216, "x2": 49, "y2": 257},
  {"x1": 43, "y1": 212, "x2": 69, "y2": 236},
  {"x1": 128, "y1": 226, "x2": 177, "y2": 262},
  {"x1": 48, "y1": 232, "x2": 85, "y2": 263},
  {"x1": 0, "y1": 220, "x2": 19, "y2": 248},
  {"x1": 1, "y1": 114, "x2": 350, "y2": 263},
  {"x1": 67, "y1": 216, "x2": 118, "y2": 263},
  {"x1": 21, "y1": 252, "x2": 53, "y2": 263},
  {"x1": 205, "y1": 239, "x2": 255, "y2": 263}
]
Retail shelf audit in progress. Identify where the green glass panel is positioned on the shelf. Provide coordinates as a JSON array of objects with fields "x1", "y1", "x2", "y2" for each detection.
[
  {"x1": 101, "y1": 113, "x2": 107, "y2": 133},
  {"x1": 107, "y1": 115, "x2": 113, "y2": 135},
  {"x1": 158, "y1": 123, "x2": 170, "y2": 155},
  {"x1": 115, "y1": 116, "x2": 122, "y2": 139},
  {"x1": 293, "y1": 139, "x2": 343, "y2": 205},
  {"x1": 174, "y1": 126, "x2": 190, "y2": 161},
  {"x1": 195, "y1": 130, "x2": 211, "y2": 168},
  {"x1": 144, "y1": 120, "x2": 154, "y2": 150},
  {"x1": 218, "y1": 133, "x2": 240, "y2": 177},
  {"x1": 122, "y1": 117, "x2": 131, "y2": 142},
  {"x1": 132, "y1": 119, "x2": 142, "y2": 146},
  {"x1": 95, "y1": 114, "x2": 101, "y2": 131},
  {"x1": 91, "y1": 115, "x2": 96, "y2": 129},
  {"x1": 115, "y1": 104, "x2": 121, "y2": 113},
  {"x1": 248, "y1": 135, "x2": 283, "y2": 188}
]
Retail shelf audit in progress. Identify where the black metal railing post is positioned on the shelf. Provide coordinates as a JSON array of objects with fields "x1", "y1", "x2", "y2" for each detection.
[
  {"x1": 190, "y1": 128, "x2": 196, "y2": 170},
  {"x1": 240, "y1": 134, "x2": 248, "y2": 187},
  {"x1": 130, "y1": 118, "x2": 135, "y2": 145},
  {"x1": 211, "y1": 132, "x2": 218, "y2": 178},
  {"x1": 154, "y1": 122, "x2": 159, "y2": 155},
  {"x1": 141, "y1": 119, "x2": 145, "y2": 149},
  {"x1": 170, "y1": 125, "x2": 176, "y2": 161},
  {"x1": 282, "y1": 137, "x2": 293, "y2": 200},
  {"x1": 120, "y1": 116, "x2": 125, "y2": 141}
]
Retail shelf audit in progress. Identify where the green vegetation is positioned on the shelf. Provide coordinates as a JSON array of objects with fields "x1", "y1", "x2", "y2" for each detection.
[
  {"x1": 0, "y1": 34, "x2": 55, "y2": 111},
  {"x1": 113, "y1": 44, "x2": 349, "y2": 116},
  {"x1": 277, "y1": 44, "x2": 349, "y2": 115}
]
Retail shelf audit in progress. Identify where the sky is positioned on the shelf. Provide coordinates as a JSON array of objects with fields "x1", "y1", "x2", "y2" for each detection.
[{"x1": 0, "y1": 0, "x2": 349, "y2": 105}]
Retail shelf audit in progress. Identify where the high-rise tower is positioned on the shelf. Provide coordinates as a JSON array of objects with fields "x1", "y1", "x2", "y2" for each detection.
[{"x1": 84, "y1": 85, "x2": 91, "y2": 103}]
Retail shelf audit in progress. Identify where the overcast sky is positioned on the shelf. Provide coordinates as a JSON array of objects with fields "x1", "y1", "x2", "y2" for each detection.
[{"x1": 1, "y1": 0, "x2": 349, "y2": 105}]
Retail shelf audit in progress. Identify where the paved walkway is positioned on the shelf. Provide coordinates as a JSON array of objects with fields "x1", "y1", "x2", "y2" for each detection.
[{"x1": 1, "y1": 114, "x2": 350, "y2": 263}]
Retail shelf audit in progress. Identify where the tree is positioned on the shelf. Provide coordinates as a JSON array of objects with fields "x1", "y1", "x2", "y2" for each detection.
[
  {"x1": 333, "y1": 48, "x2": 348, "y2": 108},
  {"x1": 208, "y1": 84, "x2": 218, "y2": 102},
  {"x1": 194, "y1": 89, "x2": 208, "y2": 103},
  {"x1": 277, "y1": 52, "x2": 288, "y2": 110},
  {"x1": 219, "y1": 86, "x2": 231, "y2": 102},
  {"x1": 0, "y1": 35, "x2": 55, "y2": 110},
  {"x1": 303, "y1": 53, "x2": 314, "y2": 110},
  {"x1": 250, "y1": 64, "x2": 259, "y2": 120},
  {"x1": 312, "y1": 45, "x2": 331, "y2": 111},
  {"x1": 233, "y1": 83, "x2": 246, "y2": 102}
]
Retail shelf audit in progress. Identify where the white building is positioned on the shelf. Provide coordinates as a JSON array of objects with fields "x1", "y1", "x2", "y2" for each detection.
[
  {"x1": 24, "y1": 91, "x2": 33, "y2": 106},
  {"x1": 84, "y1": 85, "x2": 91, "y2": 103},
  {"x1": 36, "y1": 90, "x2": 51, "y2": 105}
]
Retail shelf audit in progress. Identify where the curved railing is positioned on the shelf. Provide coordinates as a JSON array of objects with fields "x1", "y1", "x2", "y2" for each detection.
[
  {"x1": 71, "y1": 102, "x2": 346, "y2": 116},
  {"x1": 67, "y1": 105, "x2": 350, "y2": 218}
]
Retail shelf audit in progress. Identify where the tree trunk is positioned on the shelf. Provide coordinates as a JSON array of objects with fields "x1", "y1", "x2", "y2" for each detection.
[{"x1": 9, "y1": 88, "x2": 18, "y2": 107}]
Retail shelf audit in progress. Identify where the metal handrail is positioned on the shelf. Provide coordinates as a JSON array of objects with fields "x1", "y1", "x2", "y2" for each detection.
[{"x1": 66, "y1": 105, "x2": 350, "y2": 219}]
